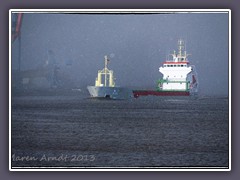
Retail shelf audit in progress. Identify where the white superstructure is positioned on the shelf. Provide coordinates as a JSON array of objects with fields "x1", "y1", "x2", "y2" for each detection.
[{"x1": 158, "y1": 39, "x2": 198, "y2": 93}]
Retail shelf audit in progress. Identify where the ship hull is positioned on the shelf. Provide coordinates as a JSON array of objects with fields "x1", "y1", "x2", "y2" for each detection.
[
  {"x1": 87, "y1": 86, "x2": 132, "y2": 100},
  {"x1": 133, "y1": 90, "x2": 190, "y2": 98}
]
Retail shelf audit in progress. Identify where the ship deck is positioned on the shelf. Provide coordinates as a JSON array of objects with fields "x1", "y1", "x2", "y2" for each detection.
[{"x1": 132, "y1": 90, "x2": 190, "y2": 98}]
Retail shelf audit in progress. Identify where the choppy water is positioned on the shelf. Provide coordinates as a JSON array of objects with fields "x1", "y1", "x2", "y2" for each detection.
[{"x1": 11, "y1": 93, "x2": 229, "y2": 169}]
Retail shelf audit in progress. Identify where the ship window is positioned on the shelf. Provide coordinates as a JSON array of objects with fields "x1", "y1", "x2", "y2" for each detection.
[
  {"x1": 170, "y1": 65, "x2": 173, "y2": 67},
  {"x1": 181, "y1": 65, "x2": 183, "y2": 67}
]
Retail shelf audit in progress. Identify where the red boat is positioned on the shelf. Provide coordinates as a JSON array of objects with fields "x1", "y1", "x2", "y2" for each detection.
[{"x1": 133, "y1": 90, "x2": 190, "y2": 98}]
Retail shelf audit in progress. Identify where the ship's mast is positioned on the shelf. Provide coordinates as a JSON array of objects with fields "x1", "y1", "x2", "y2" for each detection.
[
  {"x1": 177, "y1": 39, "x2": 190, "y2": 62},
  {"x1": 170, "y1": 39, "x2": 189, "y2": 62},
  {"x1": 104, "y1": 55, "x2": 107, "y2": 86},
  {"x1": 178, "y1": 39, "x2": 184, "y2": 58}
]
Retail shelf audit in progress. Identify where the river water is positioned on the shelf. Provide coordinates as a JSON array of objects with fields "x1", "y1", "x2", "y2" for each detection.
[{"x1": 11, "y1": 93, "x2": 229, "y2": 169}]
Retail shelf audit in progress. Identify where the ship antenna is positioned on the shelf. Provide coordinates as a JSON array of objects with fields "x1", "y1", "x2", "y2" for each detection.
[
  {"x1": 104, "y1": 55, "x2": 108, "y2": 86},
  {"x1": 184, "y1": 40, "x2": 191, "y2": 60},
  {"x1": 186, "y1": 40, "x2": 189, "y2": 57},
  {"x1": 104, "y1": 55, "x2": 108, "y2": 69},
  {"x1": 178, "y1": 39, "x2": 184, "y2": 58},
  {"x1": 185, "y1": 40, "x2": 187, "y2": 52}
]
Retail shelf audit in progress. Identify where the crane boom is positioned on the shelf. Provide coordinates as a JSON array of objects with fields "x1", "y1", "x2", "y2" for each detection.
[{"x1": 12, "y1": 13, "x2": 23, "y2": 42}]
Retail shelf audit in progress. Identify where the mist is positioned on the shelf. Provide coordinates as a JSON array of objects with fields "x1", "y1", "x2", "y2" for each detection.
[{"x1": 11, "y1": 12, "x2": 229, "y2": 96}]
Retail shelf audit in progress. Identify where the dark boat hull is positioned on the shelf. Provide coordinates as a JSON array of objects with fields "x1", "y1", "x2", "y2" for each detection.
[{"x1": 133, "y1": 90, "x2": 190, "y2": 98}]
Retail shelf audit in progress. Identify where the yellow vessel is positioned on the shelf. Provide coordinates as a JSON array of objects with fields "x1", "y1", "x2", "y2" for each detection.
[{"x1": 87, "y1": 55, "x2": 132, "y2": 99}]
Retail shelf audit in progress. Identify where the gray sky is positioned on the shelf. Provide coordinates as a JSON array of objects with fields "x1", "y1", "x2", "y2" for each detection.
[{"x1": 12, "y1": 11, "x2": 229, "y2": 96}]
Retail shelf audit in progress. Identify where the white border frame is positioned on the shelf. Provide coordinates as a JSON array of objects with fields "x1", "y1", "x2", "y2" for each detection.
[{"x1": 9, "y1": 9, "x2": 231, "y2": 171}]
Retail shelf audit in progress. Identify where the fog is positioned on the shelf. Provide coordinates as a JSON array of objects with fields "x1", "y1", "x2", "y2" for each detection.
[{"x1": 11, "y1": 12, "x2": 229, "y2": 96}]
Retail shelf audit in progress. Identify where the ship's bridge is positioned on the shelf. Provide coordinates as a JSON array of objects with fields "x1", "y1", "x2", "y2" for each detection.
[
  {"x1": 159, "y1": 62, "x2": 191, "y2": 80},
  {"x1": 163, "y1": 61, "x2": 189, "y2": 68}
]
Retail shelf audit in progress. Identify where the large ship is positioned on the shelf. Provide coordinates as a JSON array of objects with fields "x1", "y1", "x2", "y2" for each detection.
[
  {"x1": 133, "y1": 39, "x2": 198, "y2": 98},
  {"x1": 87, "y1": 55, "x2": 132, "y2": 99}
]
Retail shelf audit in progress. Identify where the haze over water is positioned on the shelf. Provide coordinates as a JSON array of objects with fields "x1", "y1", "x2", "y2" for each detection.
[{"x1": 11, "y1": 11, "x2": 229, "y2": 96}]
